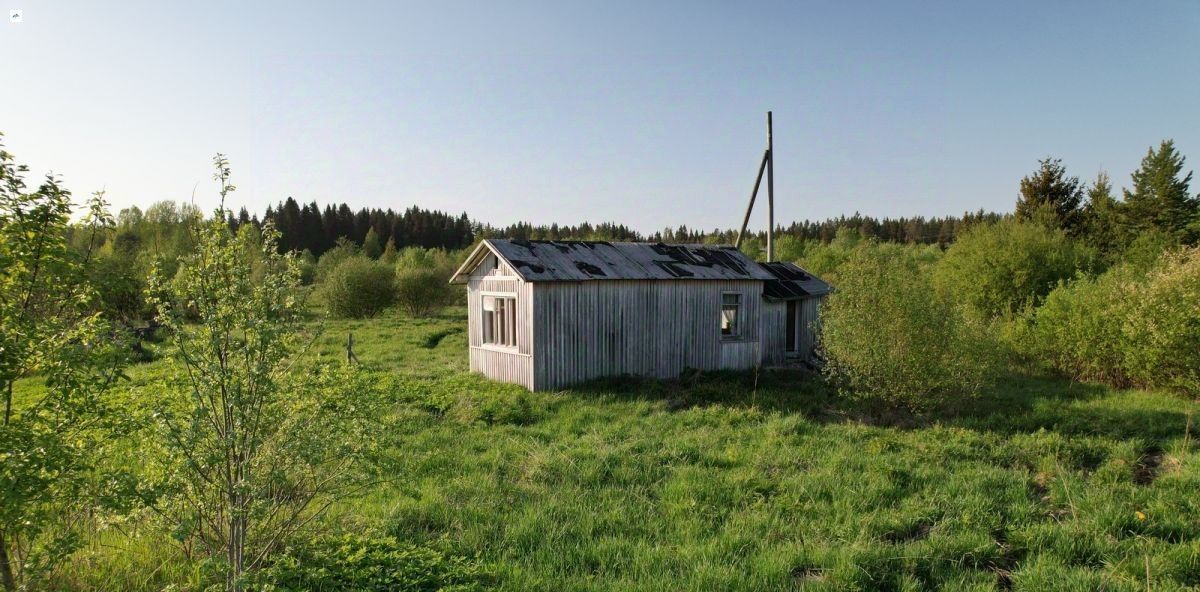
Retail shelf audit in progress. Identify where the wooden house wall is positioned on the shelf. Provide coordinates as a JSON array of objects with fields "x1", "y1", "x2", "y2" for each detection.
[
  {"x1": 797, "y1": 296, "x2": 824, "y2": 363},
  {"x1": 760, "y1": 296, "x2": 826, "y2": 365},
  {"x1": 466, "y1": 254, "x2": 534, "y2": 389},
  {"x1": 761, "y1": 300, "x2": 787, "y2": 365},
  {"x1": 530, "y1": 280, "x2": 764, "y2": 390}
]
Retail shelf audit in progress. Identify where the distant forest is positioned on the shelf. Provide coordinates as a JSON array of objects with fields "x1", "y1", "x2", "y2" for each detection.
[{"x1": 236, "y1": 196, "x2": 1003, "y2": 257}]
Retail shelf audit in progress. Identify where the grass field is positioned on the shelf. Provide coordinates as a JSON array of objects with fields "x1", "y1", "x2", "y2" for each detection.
[{"x1": 23, "y1": 307, "x2": 1200, "y2": 591}]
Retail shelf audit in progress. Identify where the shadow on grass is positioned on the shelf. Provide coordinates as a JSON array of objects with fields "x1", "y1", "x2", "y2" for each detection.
[{"x1": 564, "y1": 369, "x2": 1196, "y2": 444}]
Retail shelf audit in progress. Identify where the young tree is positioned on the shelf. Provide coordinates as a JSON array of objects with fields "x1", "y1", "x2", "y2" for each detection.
[
  {"x1": 1015, "y1": 158, "x2": 1084, "y2": 232},
  {"x1": 362, "y1": 226, "x2": 383, "y2": 259},
  {"x1": 0, "y1": 137, "x2": 130, "y2": 590},
  {"x1": 148, "y1": 155, "x2": 381, "y2": 590},
  {"x1": 1123, "y1": 140, "x2": 1198, "y2": 239},
  {"x1": 380, "y1": 237, "x2": 398, "y2": 264},
  {"x1": 1080, "y1": 171, "x2": 1126, "y2": 256}
]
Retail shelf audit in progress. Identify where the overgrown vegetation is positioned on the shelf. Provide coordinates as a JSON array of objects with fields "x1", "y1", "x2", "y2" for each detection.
[
  {"x1": 821, "y1": 244, "x2": 998, "y2": 412},
  {"x1": 0, "y1": 138, "x2": 135, "y2": 591},
  {"x1": 3, "y1": 133, "x2": 1199, "y2": 590},
  {"x1": 147, "y1": 157, "x2": 384, "y2": 590}
]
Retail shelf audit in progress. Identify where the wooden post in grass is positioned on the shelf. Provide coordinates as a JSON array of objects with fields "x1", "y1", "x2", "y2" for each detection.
[{"x1": 346, "y1": 332, "x2": 359, "y2": 365}]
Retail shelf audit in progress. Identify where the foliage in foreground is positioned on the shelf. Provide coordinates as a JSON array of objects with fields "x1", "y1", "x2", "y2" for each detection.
[
  {"x1": 147, "y1": 156, "x2": 383, "y2": 590},
  {"x1": 0, "y1": 138, "x2": 134, "y2": 591},
  {"x1": 821, "y1": 244, "x2": 999, "y2": 412},
  {"x1": 251, "y1": 534, "x2": 489, "y2": 592}
]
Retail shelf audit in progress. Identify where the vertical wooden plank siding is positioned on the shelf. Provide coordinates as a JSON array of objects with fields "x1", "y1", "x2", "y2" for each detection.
[
  {"x1": 760, "y1": 300, "x2": 787, "y2": 365},
  {"x1": 530, "y1": 280, "x2": 764, "y2": 390},
  {"x1": 466, "y1": 255, "x2": 534, "y2": 389},
  {"x1": 798, "y1": 296, "x2": 824, "y2": 363},
  {"x1": 759, "y1": 296, "x2": 826, "y2": 365}
]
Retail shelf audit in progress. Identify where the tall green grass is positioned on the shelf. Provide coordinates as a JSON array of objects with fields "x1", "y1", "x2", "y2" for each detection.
[{"x1": 18, "y1": 307, "x2": 1200, "y2": 591}]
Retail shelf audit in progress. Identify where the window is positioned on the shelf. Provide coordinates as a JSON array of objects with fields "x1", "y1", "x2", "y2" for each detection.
[
  {"x1": 482, "y1": 295, "x2": 517, "y2": 348},
  {"x1": 721, "y1": 292, "x2": 741, "y2": 338}
]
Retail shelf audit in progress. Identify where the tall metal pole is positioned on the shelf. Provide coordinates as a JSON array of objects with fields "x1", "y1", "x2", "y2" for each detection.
[{"x1": 766, "y1": 111, "x2": 775, "y2": 261}]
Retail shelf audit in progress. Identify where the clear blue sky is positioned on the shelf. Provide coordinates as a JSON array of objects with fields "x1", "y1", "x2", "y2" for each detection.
[{"x1": 2, "y1": 1, "x2": 1196, "y2": 233}]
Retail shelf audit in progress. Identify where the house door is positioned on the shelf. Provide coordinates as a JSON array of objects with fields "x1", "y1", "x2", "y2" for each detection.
[{"x1": 785, "y1": 301, "x2": 797, "y2": 353}]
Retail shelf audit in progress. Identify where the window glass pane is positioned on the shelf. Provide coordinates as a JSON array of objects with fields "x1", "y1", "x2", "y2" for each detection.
[
  {"x1": 482, "y1": 295, "x2": 517, "y2": 347},
  {"x1": 721, "y1": 293, "x2": 741, "y2": 337}
]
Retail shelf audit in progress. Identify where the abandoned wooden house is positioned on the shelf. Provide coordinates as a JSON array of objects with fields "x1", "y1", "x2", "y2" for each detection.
[{"x1": 449, "y1": 239, "x2": 832, "y2": 391}]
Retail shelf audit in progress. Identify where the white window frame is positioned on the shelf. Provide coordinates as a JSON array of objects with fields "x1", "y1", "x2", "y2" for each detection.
[
  {"x1": 720, "y1": 291, "x2": 742, "y2": 340},
  {"x1": 480, "y1": 291, "x2": 519, "y2": 351}
]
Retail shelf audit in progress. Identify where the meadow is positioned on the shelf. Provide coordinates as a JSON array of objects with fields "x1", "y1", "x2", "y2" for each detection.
[{"x1": 24, "y1": 306, "x2": 1199, "y2": 592}]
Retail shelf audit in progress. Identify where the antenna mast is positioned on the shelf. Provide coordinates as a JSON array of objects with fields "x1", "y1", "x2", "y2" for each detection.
[{"x1": 734, "y1": 111, "x2": 776, "y2": 260}]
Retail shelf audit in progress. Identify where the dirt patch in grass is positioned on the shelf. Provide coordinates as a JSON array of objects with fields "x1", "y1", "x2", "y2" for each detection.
[
  {"x1": 881, "y1": 520, "x2": 933, "y2": 544},
  {"x1": 989, "y1": 529, "x2": 1024, "y2": 591},
  {"x1": 790, "y1": 566, "x2": 827, "y2": 585},
  {"x1": 1133, "y1": 447, "x2": 1164, "y2": 485}
]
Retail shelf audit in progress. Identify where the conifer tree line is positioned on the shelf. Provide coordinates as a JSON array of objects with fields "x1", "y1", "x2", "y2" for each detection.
[
  {"x1": 178, "y1": 138, "x2": 1197, "y2": 260},
  {"x1": 226, "y1": 198, "x2": 476, "y2": 257}
]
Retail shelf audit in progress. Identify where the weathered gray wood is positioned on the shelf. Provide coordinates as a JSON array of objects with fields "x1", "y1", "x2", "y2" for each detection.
[
  {"x1": 530, "y1": 279, "x2": 762, "y2": 390},
  {"x1": 458, "y1": 241, "x2": 828, "y2": 391}
]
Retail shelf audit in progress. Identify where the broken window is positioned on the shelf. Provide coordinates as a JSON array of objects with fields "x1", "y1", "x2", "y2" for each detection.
[
  {"x1": 482, "y1": 295, "x2": 518, "y2": 348},
  {"x1": 721, "y1": 292, "x2": 741, "y2": 338}
]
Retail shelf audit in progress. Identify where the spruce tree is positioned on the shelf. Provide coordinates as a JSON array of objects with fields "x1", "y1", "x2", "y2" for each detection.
[
  {"x1": 1081, "y1": 171, "x2": 1126, "y2": 256},
  {"x1": 1122, "y1": 140, "x2": 1198, "y2": 238},
  {"x1": 1016, "y1": 158, "x2": 1084, "y2": 231}
]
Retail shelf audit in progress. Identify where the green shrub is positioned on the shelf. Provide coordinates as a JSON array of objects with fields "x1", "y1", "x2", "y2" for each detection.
[
  {"x1": 252, "y1": 534, "x2": 489, "y2": 591},
  {"x1": 933, "y1": 218, "x2": 1095, "y2": 319},
  {"x1": 321, "y1": 257, "x2": 397, "y2": 318},
  {"x1": 296, "y1": 249, "x2": 317, "y2": 285},
  {"x1": 395, "y1": 267, "x2": 456, "y2": 317},
  {"x1": 821, "y1": 245, "x2": 999, "y2": 412},
  {"x1": 1019, "y1": 247, "x2": 1199, "y2": 395},
  {"x1": 315, "y1": 238, "x2": 361, "y2": 283},
  {"x1": 1015, "y1": 267, "x2": 1136, "y2": 385},
  {"x1": 1123, "y1": 247, "x2": 1200, "y2": 395}
]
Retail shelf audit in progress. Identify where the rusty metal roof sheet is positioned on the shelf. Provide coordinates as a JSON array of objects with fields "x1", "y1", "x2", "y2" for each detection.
[
  {"x1": 759, "y1": 261, "x2": 833, "y2": 299},
  {"x1": 467, "y1": 239, "x2": 777, "y2": 282}
]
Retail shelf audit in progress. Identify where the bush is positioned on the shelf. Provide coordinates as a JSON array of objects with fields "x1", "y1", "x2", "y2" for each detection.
[
  {"x1": 1123, "y1": 247, "x2": 1200, "y2": 395},
  {"x1": 933, "y1": 218, "x2": 1095, "y2": 319},
  {"x1": 315, "y1": 238, "x2": 361, "y2": 283},
  {"x1": 252, "y1": 534, "x2": 489, "y2": 591},
  {"x1": 395, "y1": 267, "x2": 455, "y2": 317},
  {"x1": 1018, "y1": 247, "x2": 1200, "y2": 395},
  {"x1": 1014, "y1": 267, "x2": 1136, "y2": 386},
  {"x1": 296, "y1": 249, "x2": 317, "y2": 285},
  {"x1": 821, "y1": 245, "x2": 999, "y2": 412},
  {"x1": 321, "y1": 257, "x2": 397, "y2": 318}
]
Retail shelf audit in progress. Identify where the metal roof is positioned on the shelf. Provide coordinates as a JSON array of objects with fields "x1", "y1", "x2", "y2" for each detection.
[
  {"x1": 451, "y1": 239, "x2": 777, "y2": 283},
  {"x1": 759, "y1": 261, "x2": 833, "y2": 300}
]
